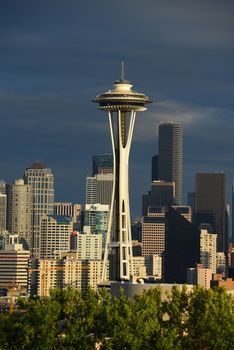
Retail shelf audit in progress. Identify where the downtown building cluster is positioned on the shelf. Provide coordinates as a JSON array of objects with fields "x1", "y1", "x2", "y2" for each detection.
[
  {"x1": 1, "y1": 72, "x2": 234, "y2": 301},
  {"x1": 0, "y1": 123, "x2": 234, "y2": 299}
]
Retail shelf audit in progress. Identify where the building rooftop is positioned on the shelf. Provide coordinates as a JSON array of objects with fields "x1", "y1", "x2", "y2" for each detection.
[{"x1": 28, "y1": 161, "x2": 46, "y2": 169}]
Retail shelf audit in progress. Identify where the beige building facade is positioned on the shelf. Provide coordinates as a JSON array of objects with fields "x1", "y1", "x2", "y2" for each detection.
[{"x1": 7, "y1": 179, "x2": 33, "y2": 249}]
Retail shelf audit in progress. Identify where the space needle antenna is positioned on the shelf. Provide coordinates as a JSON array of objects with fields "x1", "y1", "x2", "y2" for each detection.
[{"x1": 121, "y1": 60, "x2": 125, "y2": 81}]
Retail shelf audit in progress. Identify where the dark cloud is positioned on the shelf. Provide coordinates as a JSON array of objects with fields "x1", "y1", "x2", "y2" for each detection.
[{"x1": 0, "y1": 0, "x2": 233, "y2": 216}]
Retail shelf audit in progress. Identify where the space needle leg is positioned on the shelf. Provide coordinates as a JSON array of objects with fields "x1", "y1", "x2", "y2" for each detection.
[{"x1": 101, "y1": 112, "x2": 116, "y2": 282}]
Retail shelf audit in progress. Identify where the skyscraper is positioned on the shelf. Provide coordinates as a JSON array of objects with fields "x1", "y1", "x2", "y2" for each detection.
[
  {"x1": 151, "y1": 154, "x2": 158, "y2": 181},
  {"x1": 94, "y1": 64, "x2": 151, "y2": 281},
  {"x1": 84, "y1": 203, "x2": 109, "y2": 253},
  {"x1": 0, "y1": 181, "x2": 7, "y2": 233},
  {"x1": 164, "y1": 205, "x2": 200, "y2": 283},
  {"x1": 6, "y1": 179, "x2": 33, "y2": 249},
  {"x1": 200, "y1": 229, "x2": 217, "y2": 273},
  {"x1": 195, "y1": 173, "x2": 226, "y2": 252},
  {"x1": 54, "y1": 202, "x2": 82, "y2": 230},
  {"x1": 0, "y1": 193, "x2": 7, "y2": 232},
  {"x1": 86, "y1": 173, "x2": 113, "y2": 206},
  {"x1": 158, "y1": 122, "x2": 183, "y2": 205},
  {"x1": 0, "y1": 234, "x2": 30, "y2": 294},
  {"x1": 92, "y1": 154, "x2": 113, "y2": 176},
  {"x1": 39, "y1": 214, "x2": 72, "y2": 259},
  {"x1": 24, "y1": 161, "x2": 54, "y2": 257},
  {"x1": 142, "y1": 180, "x2": 175, "y2": 216}
]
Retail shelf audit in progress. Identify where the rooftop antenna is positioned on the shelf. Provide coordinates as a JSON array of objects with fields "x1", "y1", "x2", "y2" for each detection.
[{"x1": 121, "y1": 60, "x2": 125, "y2": 82}]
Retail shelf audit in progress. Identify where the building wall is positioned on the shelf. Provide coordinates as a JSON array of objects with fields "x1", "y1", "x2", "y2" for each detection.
[
  {"x1": 158, "y1": 122, "x2": 183, "y2": 205},
  {"x1": 0, "y1": 242, "x2": 30, "y2": 293},
  {"x1": 6, "y1": 179, "x2": 33, "y2": 249},
  {"x1": 187, "y1": 264, "x2": 212, "y2": 289},
  {"x1": 200, "y1": 229, "x2": 217, "y2": 273},
  {"x1": 84, "y1": 204, "x2": 109, "y2": 252},
  {"x1": 92, "y1": 154, "x2": 113, "y2": 176},
  {"x1": 0, "y1": 194, "x2": 7, "y2": 232},
  {"x1": 24, "y1": 162, "x2": 54, "y2": 258},
  {"x1": 216, "y1": 252, "x2": 226, "y2": 274},
  {"x1": 86, "y1": 174, "x2": 113, "y2": 206},
  {"x1": 195, "y1": 173, "x2": 226, "y2": 252},
  {"x1": 39, "y1": 215, "x2": 72, "y2": 259},
  {"x1": 54, "y1": 202, "x2": 82, "y2": 228},
  {"x1": 142, "y1": 216, "x2": 165, "y2": 257},
  {"x1": 77, "y1": 233, "x2": 102, "y2": 260},
  {"x1": 164, "y1": 205, "x2": 200, "y2": 284},
  {"x1": 34, "y1": 256, "x2": 103, "y2": 296}
]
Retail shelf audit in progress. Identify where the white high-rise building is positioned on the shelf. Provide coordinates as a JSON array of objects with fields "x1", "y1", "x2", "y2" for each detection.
[
  {"x1": 24, "y1": 161, "x2": 54, "y2": 257},
  {"x1": 6, "y1": 179, "x2": 33, "y2": 249},
  {"x1": 77, "y1": 233, "x2": 102, "y2": 260},
  {"x1": 39, "y1": 215, "x2": 72, "y2": 259},
  {"x1": 200, "y1": 229, "x2": 217, "y2": 273},
  {"x1": 0, "y1": 234, "x2": 30, "y2": 294}
]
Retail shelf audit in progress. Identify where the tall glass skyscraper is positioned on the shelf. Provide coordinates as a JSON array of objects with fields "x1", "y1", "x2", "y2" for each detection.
[
  {"x1": 158, "y1": 122, "x2": 183, "y2": 205},
  {"x1": 24, "y1": 161, "x2": 54, "y2": 257}
]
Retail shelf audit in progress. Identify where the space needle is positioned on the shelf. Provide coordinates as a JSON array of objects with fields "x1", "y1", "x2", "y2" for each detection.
[{"x1": 94, "y1": 63, "x2": 151, "y2": 282}]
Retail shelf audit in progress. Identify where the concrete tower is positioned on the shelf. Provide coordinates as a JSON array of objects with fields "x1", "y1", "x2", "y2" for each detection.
[
  {"x1": 6, "y1": 179, "x2": 33, "y2": 249},
  {"x1": 158, "y1": 122, "x2": 183, "y2": 205},
  {"x1": 94, "y1": 64, "x2": 151, "y2": 281},
  {"x1": 24, "y1": 161, "x2": 54, "y2": 257}
]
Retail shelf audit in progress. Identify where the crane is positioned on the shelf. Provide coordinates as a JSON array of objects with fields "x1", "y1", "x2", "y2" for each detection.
[{"x1": 0, "y1": 283, "x2": 20, "y2": 313}]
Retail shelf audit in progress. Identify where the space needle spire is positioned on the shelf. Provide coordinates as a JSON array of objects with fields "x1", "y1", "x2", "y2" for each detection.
[{"x1": 94, "y1": 64, "x2": 151, "y2": 281}]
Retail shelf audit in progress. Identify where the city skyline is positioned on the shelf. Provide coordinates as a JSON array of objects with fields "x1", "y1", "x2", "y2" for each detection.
[{"x1": 0, "y1": 1, "x2": 234, "y2": 217}]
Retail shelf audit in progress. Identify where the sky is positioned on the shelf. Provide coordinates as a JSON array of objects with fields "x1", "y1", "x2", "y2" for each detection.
[{"x1": 0, "y1": 0, "x2": 234, "y2": 217}]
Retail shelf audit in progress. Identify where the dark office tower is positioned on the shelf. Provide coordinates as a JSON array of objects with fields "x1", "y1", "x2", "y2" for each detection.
[
  {"x1": 187, "y1": 192, "x2": 195, "y2": 211},
  {"x1": 151, "y1": 155, "x2": 158, "y2": 181},
  {"x1": 92, "y1": 154, "x2": 113, "y2": 176},
  {"x1": 164, "y1": 205, "x2": 200, "y2": 283},
  {"x1": 158, "y1": 122, "x2": 183, "y2": 205},
  {"x1": 142, "y1": 180, "x2": 175, "y2": 216},
  {"x1": 195, "y1": 173, "x2": 226, "y2": 252},
  {"x1": 24, "y1": 161, "x2": 54, "y2": 257}
]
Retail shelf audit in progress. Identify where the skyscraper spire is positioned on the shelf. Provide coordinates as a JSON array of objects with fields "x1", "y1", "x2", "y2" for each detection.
[{"x1": 121, "y1": 60, "x2": 125, "y2": 82}]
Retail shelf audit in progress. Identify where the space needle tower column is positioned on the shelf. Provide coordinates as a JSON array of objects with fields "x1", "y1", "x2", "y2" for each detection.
[{"x1": 94, "y1": 64, "x2": 151, "y2": 281}]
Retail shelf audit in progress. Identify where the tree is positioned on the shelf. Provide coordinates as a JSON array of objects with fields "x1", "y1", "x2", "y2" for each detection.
[
  {"x1": 0, "y1": 285, "x2": 234, "y2": 349},
  {"x1": 184, "y1": 287, "x2": 234, "y2": 350}
]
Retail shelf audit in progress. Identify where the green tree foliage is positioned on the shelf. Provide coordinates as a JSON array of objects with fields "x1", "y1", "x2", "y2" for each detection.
[{"x1": 0, "y1": 286, "x2": 233, "y2": 349}]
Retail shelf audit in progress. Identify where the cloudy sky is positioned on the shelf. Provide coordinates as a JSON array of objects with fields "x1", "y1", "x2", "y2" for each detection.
[{"x1": 0, "y1": 0, "x2": 233, "y2": 217}]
